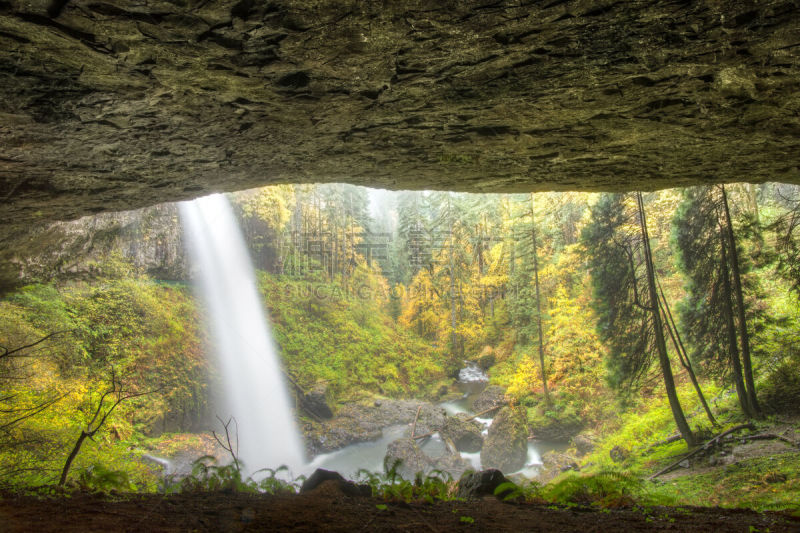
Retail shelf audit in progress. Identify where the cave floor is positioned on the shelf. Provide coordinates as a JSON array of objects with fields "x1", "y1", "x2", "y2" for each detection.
[{"x1": 2, "y1": 483, "x2": 798, "y2": 532}]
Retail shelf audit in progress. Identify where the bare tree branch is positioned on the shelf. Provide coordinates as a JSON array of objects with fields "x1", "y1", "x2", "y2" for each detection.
[{"x1": 0, "y1": 331, "x2": 70, "y2": 361}]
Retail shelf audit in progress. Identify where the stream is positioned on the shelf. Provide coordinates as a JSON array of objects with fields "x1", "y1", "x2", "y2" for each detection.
[
  {"x1": 307, "y1": 363, "x2": 564, "y2": 480},
  {"x1": 143, "y1": 363, "x2": 565, "y2": 483}
]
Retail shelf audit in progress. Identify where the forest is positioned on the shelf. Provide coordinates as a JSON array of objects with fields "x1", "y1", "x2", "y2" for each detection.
[{"x1": 1, "y1": 182, "x2": 799, "y2": 513}]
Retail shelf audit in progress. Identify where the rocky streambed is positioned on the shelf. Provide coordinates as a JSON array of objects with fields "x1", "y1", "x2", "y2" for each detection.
[{"x1": 302, "y1": 365, "x2": 570, "y2": 481}]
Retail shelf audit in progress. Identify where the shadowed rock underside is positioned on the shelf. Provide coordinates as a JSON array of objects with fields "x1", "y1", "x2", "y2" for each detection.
[{"x1": 1, "y1": 0, "x2": 799, "y2": 230}]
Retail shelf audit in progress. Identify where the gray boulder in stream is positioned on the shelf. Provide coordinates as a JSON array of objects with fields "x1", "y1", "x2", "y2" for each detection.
[
  {"x1": 470, "y1": 385, "x2": 506, "y2": 414},
  {"x1": 480, "y1": 407, "x2": 528, "y2": 473},
  {"x1": 441, "y1": 414, "x2": 483, "y2": 453},
  {"x1": 385, "y1": 437, "x2": 429, "y2": 479}
]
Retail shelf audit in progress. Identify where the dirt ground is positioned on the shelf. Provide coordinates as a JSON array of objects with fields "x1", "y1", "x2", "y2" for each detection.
[{"x1": 2, "y1": 482, "x2": 798, "y2": 533}]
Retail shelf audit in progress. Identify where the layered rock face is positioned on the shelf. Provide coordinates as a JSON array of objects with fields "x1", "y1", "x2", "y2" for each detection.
[
  {"x1": 2, "y1": 203, "x2": 188, "y2": 285},
  {"x1": 1, "y1": 0, "x2": 799, "y2": 235}
]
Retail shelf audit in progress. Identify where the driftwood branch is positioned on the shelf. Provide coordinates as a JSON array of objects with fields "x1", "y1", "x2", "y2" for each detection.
[
  {"x1": 649, "y1": 423, "x2": 755, "y2": 480},
  {"x1": 646, "y1": 434, "x2": 683, "y2": 451},
  {"x1": 410, "y1": 405, "x2": 422, "y2": 439},
  {"x1": 465, "y1": 403, "x2": 505, "y2": 422},
  {"x1": 739, "y1": 433, "x2": 799, "y2": 448}
]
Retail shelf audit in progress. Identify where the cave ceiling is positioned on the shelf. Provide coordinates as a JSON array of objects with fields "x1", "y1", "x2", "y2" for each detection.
[{"x1": 1, "y1": 0, "x2": 799, "y2": 233}]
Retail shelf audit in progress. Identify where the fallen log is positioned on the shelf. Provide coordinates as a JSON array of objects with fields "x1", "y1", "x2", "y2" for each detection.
[
  {"x1": 465, "y1": 403, "x2": 506, "y2": 422},
  {"x1": 649, "y1": 423, "x2": 755, "y2": 480},
  {"x1": 739, "y1": 433, "x2": 800, "y2": 448},
  {"x1": 645, "y1": 434, "x2": 682, "y2": 452}
]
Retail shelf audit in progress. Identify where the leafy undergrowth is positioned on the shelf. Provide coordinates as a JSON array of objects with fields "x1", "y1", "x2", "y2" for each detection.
[
  {"x1": 656, "y1": 452, "x2": 800, "y2": 512},
  {"x1": 259, "y1": 270, "x2": 450, "y2": 402},
  {"x1": 570, "y1": 381, "x2": 800, "y2": 513}
]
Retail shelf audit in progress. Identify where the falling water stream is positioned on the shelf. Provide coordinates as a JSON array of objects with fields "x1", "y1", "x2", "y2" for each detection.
[
  {"x1": 180, "y1": 194, "x2": 305, "y2": 476},
  {"x1": 177, "y1": 193, "x2": 560, "y2": 482}
]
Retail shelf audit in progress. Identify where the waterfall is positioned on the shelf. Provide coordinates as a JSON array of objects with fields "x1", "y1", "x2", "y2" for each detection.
[{"x1": 179, "y1": 194, "x2": 304, "y2": 476}]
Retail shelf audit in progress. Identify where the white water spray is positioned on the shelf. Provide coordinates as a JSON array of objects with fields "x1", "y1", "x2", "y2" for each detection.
[{"x1": 180, "y1": 194, "x2": 304, "y2": 475}]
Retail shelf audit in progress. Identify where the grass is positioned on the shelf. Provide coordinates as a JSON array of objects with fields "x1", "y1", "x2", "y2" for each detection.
[{"x1": 655, "y1": 452, "x2": 800, "y2": 512}]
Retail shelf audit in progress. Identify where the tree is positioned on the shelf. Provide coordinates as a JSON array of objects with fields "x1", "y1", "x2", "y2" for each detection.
[
  {"x1": 673, "y1": 185, "x2": 760, "y2": 418},
  {"x1": 59, "y1": 370, "x2": 152, "y2": 485},
  {"x1": 583, "y1": 193, "x2": 696, "y2": 446},
  {"x1": 766, "y1": 184, "x2": 800, "y2": 295}
]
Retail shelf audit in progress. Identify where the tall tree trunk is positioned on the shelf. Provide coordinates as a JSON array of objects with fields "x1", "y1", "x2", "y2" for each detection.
[
  {"x1": 637, "y1": 192, "x2": 696, "y2": 447},
  {"x1": 448, "y1": 195, "x2": 459, "y2": 357},
  {"x1": 721, "y1": 186, "x2": 761, "y2": 416},
  {"x1": 720, "y1": 234, "x2": 755, "y2": 417},
  {"x1": 657, "y1": 281, "x2": 717, "y2": 426},
  {"x1": 530, "y1": 194, "x2": 551, "y2": 406}
]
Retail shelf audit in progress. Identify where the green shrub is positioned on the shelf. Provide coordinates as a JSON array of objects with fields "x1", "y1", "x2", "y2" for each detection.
[{"x1": 760, "y1": 359, "x2": 800, "y2": 414}]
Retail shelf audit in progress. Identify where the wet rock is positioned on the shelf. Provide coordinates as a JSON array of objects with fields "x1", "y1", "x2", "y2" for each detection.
[
  {"x1": 470, "y1": 385, "x2": 506, "y2": 414},
  {"x1": 412, "y1": 404, "x2": 448, "y2": 437},
  {"x1": 305, "y1": 400, "x2": 445, "y2": 455},
  {"x1": 708, "y1": 451, "x2": 736, "y2": 467},
  {"x1": 530, "y1": 415, "x2": 583, "y2": 442},
  {"x1": 543, "y1": 451, "x2": 579, "y2": 472},
  {"x1": 538, "y1": 451, "x2": 580, "y2": 483},
  {"x1": 303, "y1": 382, "x2": 334, "y2": 419},
  {"x1": 480, "y1": 407, "x2": 528, "y2": 473},
  {"x1": 570, "y1": 434, "x2": 596, "y2": 456},
  {"x1": 456, "y1": 469, "x2": 513, "y2": 499},
  {"x1": 300, "y1": 468, "x2": 371, "y2": 497},
  {"x1": 440, "y1": 413, "x2": 483, "y2": 453},
  {"x1": 8, "y1": 203, "x2": 190, "y2": 285},
  {"x1": 2, "y1": 0, "x2": 799, "y2": 284},
  {"x1": 385, "y1": 438, "x2": 429, "y2": 480},
  {"x1": 432, "y1": 453, "x2": 472, "y2": 480}
]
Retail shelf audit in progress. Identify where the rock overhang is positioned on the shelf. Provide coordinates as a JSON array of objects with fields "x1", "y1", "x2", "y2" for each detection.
[{"x1": 0, "y1": 0, "x2": 798, "y2": 232}]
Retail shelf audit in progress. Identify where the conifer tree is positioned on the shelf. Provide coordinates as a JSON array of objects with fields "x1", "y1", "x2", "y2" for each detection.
[
  {"x1": 583, "y1": 193, "x2": 696, "y2": 446},
  {"x1": 673, "y1": 185, "x2": 760, "y2": 418}
]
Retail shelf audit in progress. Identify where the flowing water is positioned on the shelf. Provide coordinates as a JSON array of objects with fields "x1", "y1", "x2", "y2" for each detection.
[
  {"x1": 178, "y1": 196, "x2": 559, "y2": 481},
  {"x1": 180, "y1": 194, "x2": 305, "y2": 476},
  {"x1": 309, "y1": 361, "x2": 562, "y2": 479}
]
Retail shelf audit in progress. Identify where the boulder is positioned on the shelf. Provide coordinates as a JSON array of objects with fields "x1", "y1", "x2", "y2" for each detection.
[
  {"x1": 570, "y1": 434, "x2": 596, "y2": 456},
  {"x1": 300, "y1": 468, "x2": 371, "y2": 497},
  {"x1": 538, "y1": 451, "x2": 580, "y2": 483},
  {"x1": 480, "y1": 407, "x2": 528, "y2": 473},
  {"x1": 530, "y1": 416, "x2": 583, "y2": 442},
  {"x1": 476, "y1": 346, "x2": 496, "y2": 370},
  {"x1": 432, "y1": 453, "x2": 473, "y2": 480},
  {"x1": 470, "y1": 385, "x2": 506, "y2": 414},
  {"x1": 440, "y1": 414, "x2": 483, "y2": 453},
  {"x1": 456, "y1": 469, "x2": 513, "y2": 500},
  {"x1": 412, "y1": 404, "x2": 448, "y2": 437},
  {"x1": 385, "y1": 438, "x2": 430, "y2": 480},
  {"x1": 304, "y1": 399, "x2": 444, "y2": 455},
  {"x1": 303, "y1": 381, "x2": 334, "y2": 419}
]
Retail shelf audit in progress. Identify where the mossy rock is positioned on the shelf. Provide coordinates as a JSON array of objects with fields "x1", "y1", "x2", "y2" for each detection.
[
  {"x1": 471, "y1": 385, "x2": 506, "y2": 413},
  {"x1": 441, "y1": 413, "x2": 483, "y2": 453},
  {"x1": 480, "y1": 407, "x2": 528, "y2": 473}
]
